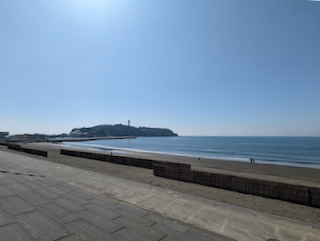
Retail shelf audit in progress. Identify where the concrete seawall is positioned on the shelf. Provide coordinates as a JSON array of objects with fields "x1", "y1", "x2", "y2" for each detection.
[
  {"x1": 60, "y1": 148, "x2": 320, "y2": 208},
  {"x1": 154, "y1": 165, "x2": 320, "y2": 208},
  {"x1": 7, "y1": 143, "x2": 48, "y2": 157}
]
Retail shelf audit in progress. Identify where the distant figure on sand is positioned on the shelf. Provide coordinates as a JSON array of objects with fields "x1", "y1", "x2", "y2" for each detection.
[
  {"x1": 250, "y1": 158, "x2": 255, "y2": 164},
  {"x1": 250, "y1": 158, "x2": 253, "y2": 164}
]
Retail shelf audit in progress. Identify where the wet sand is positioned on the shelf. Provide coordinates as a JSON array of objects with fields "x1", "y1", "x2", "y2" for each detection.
[{"x1": 1, "y1": 142, "x2": 320, "y2": 225}]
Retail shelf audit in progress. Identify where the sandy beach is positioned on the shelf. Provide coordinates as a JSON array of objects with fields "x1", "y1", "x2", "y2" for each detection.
[{"x1": 1, "y1": 142, "x2": 320, "y2": 225}]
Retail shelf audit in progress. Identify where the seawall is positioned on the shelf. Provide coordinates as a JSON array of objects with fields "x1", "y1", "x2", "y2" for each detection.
[{"x1": 60, "y1": 148, "x2": 320, "y2": 208}]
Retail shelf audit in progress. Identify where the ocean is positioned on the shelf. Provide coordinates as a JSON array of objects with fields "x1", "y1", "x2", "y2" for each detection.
[{"x1": 61, "y1": 136, "x2": 320, "y2": 169}]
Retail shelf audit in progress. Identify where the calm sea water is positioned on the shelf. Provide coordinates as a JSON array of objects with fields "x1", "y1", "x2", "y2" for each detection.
[{"x1": 62, "y1": 136, "x2": 320, "y2": 169}]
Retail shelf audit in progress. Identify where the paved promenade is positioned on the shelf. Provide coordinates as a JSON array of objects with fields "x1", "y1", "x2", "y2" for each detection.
[
  {"x1": 0, "y1": 150, "x2": 320, "y2": 241},
  {"x1": 0, "y1": 157, "x2": 224, "y2": 240}
]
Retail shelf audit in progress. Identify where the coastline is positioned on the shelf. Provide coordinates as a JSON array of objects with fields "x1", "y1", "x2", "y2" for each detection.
[
  {"x1": 60, "y1": 142, "x2": 320, "y2": 186},
  {"x1": 60, "y1": 136, "x2": 320, "y2": 170},
  {"x1": 1, "y1": 142, "x2": 320, "y2": 225}
]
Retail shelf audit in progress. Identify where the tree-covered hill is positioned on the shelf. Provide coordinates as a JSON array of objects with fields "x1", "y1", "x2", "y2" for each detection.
[{"x1": 70, "y1": 124, "x2": 178, "y2": 137}]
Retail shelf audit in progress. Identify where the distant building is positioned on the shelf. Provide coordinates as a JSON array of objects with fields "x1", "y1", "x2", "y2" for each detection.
[
  {"x1": 70, "y1": 129, "x2": 81, "y2": 137},
  {"x1": 0, "y1": 132, "x2": 9, "y2": 139},
  {"x1": 128, "y1": 120, "x2": 130, "y2": 126}
]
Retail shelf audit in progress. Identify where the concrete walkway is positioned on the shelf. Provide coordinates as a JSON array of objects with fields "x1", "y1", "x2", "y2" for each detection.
[{"x1": 0, "y1": 150, "x2": 319, "y2": 241}]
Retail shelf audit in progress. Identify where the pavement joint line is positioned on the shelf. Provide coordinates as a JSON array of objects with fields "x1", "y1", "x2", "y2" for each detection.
[
  {"x1": 158, "y1": 234, "x2": 169, "y2": 241},
  {"x1": 112, "y1": 215, "x2": 124, "y2": 221},
  {"x1": 62, "y1": 218, "x2": 84, "y2": 225},
  {"x1": 134, "y1": 193, "x2": 157, "y2": 205},
  {"x1": 62, "y1": 217, "x2": 86, "y2": 225},
  {"x1": 111, "y1": 225, "x2": 126, "y2": 234},
  {"x1": 53, "y1": 232, "x2": 76, "y2": 241},
  {"x1": 0, "y1": 221, "x2": 19, "y2": 228},
  {"x1": 13, "y1": 209, "x2": 40, "y2": 216}
]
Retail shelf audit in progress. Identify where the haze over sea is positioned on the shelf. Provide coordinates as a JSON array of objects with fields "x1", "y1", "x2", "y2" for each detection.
[{"x1": 62, "y1": 136, "x2": 320, "y2": 169}]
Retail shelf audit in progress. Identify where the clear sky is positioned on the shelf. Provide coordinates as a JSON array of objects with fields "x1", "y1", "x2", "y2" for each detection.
[{"x1": 1, "y1": 0, "x2": 320, "y2": 136}]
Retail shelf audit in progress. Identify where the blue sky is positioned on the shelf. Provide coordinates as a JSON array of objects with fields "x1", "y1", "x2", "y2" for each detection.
[{"x1": 1, "y1": 0, "x2": 320, "y2": 136}]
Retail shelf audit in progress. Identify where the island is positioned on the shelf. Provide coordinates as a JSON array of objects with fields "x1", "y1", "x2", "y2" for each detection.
[{"x1": 70, "y1": 124, "x2": 178, "y2": 137}]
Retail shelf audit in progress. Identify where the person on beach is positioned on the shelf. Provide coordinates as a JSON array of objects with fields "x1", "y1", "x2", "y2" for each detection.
[{"x1": 250, "y1": 158, "x2": 253, "y2": 164}]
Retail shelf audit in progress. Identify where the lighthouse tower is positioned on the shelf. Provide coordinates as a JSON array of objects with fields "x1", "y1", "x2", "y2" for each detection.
[{"x1": 128, "y1": 120, "x2": 130, "y2": 127}]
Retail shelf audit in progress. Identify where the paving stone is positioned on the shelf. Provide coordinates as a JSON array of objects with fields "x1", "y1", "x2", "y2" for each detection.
[
  {"x1": 90, "y1": 196, "x2": 119, "y2": 210},
  {"x1": 54, "y1": 197, "x2": 86, "y2": 213},
  {"x1": 152, "y1": 223, "x2": 206, "y2": 241},
  {"x1": 0, "y1": 223, "x2": 26, "y2": 241},
  {"x1": 0, "y1": 177, "x2": 6, "y2": 185},
  {"x1": 69, "y1": 188, "x2": 95, "y2": 200},
  {"x1": 23, "y1": 181, "x2": 43, "y2": 190},
  {"x1": 114, "y1": 216, "x2": 166, "y2": 240},
  {"x1": 113, "y1": 226, "x2": 153, "y2": 241},
  {"x1": 0, "y1": 175, "x2": 17, "y2": 185},
  {"x1": 41, "y1": 203, "x2": 82, "y2": 224},
  {"x1": 186, "y1": 229, "x2": 222, "y2": 241},
  {"x1": 48, "y1": 184, "x2": 73, "y2": 195},
  {"x1": 0, "y1": 209, "x2": 14, "y2": 226},
  {"x1": 145, "y1": 214, "x2": 190, "y2": 233},
  {"x1": 78, "y1": 209, "x2": 124, "y2": 233},
  {"x1": 0, "y1": 198, "x2": 16, "y2": 217},
  {"x1": 16, "y1": 210, "x2": 72, "y2": 241},
  {"x1": 84, "y1": 203, "x2": 121, "y2": 220},
  {"x1": 115, "y1": 209, "x2": 155, "y2": 227},
  {"x1": 58, "y1": 182, "x2": 77, "y2": 192},
  {"x1": 39, "y1": 178, "x2": 61, "y2": 186},
  {"x1": 29, "y1": 179, "x2": 52, "y2": 188},
  {"x1": 66, "y1": 219, "x2": 119, "y2": 241},
  {"x1": 3, "y1": 174, "x2": 27, "y2": 184},
  {"x1": 35, "y1": 187, "x2": 62, "y2": 200},
  {"x1": 115, "y1": 203, "x2": 148, "y2": 217},
  {"x1": 63, "y1": 193, "x2": 91, "y2": 206},
  {"x1": 4, "y1": 196, "x2": 36, "y2": 215},
  {"x1": 159, "y1": 236, "x2": 180, "y2": 241},
  {"x1": 6, "y1": 182, "x2": 33, "y2": 193},
  {"x1": 0, "y1": 186, "x2": 15, "y2": 197},
  {"x1": 57, "y1": 233, "x2": 91, "y2": 241},
  {"x1": 20, "y1": 191, "x2": 50, "y2": 206}
]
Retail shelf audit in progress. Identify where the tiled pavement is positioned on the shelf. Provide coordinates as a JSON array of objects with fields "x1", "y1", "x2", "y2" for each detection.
[{"x1": 0, "y1": 169, "x2": 223, "y2": 241}]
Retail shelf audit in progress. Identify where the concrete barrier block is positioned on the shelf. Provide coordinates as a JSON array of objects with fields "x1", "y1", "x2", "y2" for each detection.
[
  {"x1": 99, "y1": 154, "x2": 108, "y2": 161},
  {"x1": 153, "y1": 161, "x2": 191, "y2": 170},
  {"x1": 194, "y1": 171, "x2": 211, "y2": 186},
  {"x1": 276, "y1": 183, "x2": 310, "y2": 205},
  {"x1": 7, "y1": 144, "x2": 21, "y2": 151},
  {"x1": 211, "y1": 173, "x2": 229, "y2": 189},
  {"x1": 123, "y1": 157, "x2": 132, "y2": 165},
  {"x1": 137, "y1": 159, "x2": 144, "y2": 168},
  {"x1": 130, "y1": 158, "x2": 138, "y2": 166},
  {"x1": 310, "y1": 187, "x2": 320, "y2": 208},
  {"x1": 259, "y1": 181, "x2": 277, "y2": 199},
  {"x1": 179, "y1": 169, "x2": 194, "y2": 183},
  {"x1": 145, "y1": 160, "x2": 154, "y2": 169},
  {"x1": 232, "y1": 176, "x2": 247, "y2": 193},
  {"x1": 137, "y1": 159, "x2": 151, "y2": 169},
  {"x1": 154, "y1": 165, "x2": 168, "y2": 178},
  {"x1": 167, "y1": 166, "x2": 180, "y2": 180},
  {"x1": 177, "y1": 163, "x2": 191, "y2": 170},
  {"x1": 117, "y1": 156, "x2": 124, "y2": 164}
]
